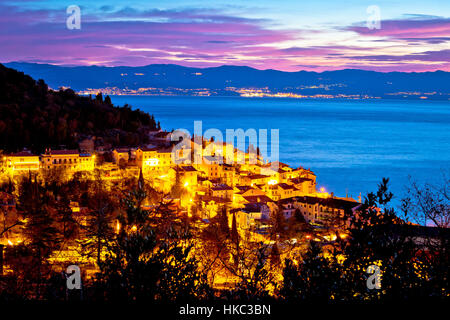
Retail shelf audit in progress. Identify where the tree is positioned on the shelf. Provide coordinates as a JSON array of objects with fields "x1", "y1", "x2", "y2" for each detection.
[
  {"x1": 231, "y1": 212, "x2": 239, "y2": 245},
  {"x1": 95, "y1": 92, "x2": 103, "y2": 103},
  {"x1": 281, "y1": 178, "x2": 449, "y2": 301},
  {"x1": 269, "y1": 243, "x2": 281, "y2": 267},
  {"x1": 401, "y1": 175, "x2": 450, "y2": 298},
  {"x1": 55, "y1": 194, "x2": 78, "y2": 241},
  {"x1": 95, "y1": 187, "x2": 211, "y2": 301},
  {"x1": 19, "y1": 174, "x2": 61, "y2": 297},
  {"x1": 170, "y1": 170, "x2": 184, "y2": 199},
  {"x1": 282, "y1": 241, "x2": 342, "y2": 301},
  {"x1": 271, "y1": 207, "x2": 285, "y2": 235},
  {"x1": 230, "y1": 212, "x2": 240, "y2": 268},
  {"x1": 104, "y1": 95, "x2": 112, "y2": 105},
  {"x1": 218, "y1": 205, "x2": 230, "y2": 236},
  {"x1": 402, "y1": 175, "x2": 449, "y2": 228},
  {"x1": 229, "y1": 245, "x2": 273, "y2": 300},
  {"x1": 80, "y1": 175, "x2": 115, "y2": 266},
  {"x1": 338, "y1": 178, "x2": 437, "y2": 300},
  {"x1": 0, "y1": 188, "x2": 22, "y2": 239}
]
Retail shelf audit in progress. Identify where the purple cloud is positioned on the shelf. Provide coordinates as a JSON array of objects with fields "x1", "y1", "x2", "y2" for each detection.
[
  {"x1": 346, "y1": 17, "x2": 450, "y2": 40},
  {"x1": 352, "y1": 50, "x2": 450, "y2": 62},
  {"x1": 0, "y1": 3, "x2": 448, "y2": 72}
]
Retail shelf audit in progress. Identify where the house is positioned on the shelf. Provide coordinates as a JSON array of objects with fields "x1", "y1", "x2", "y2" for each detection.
[
  {"x1": 279, "y1": 201, "x2": 296, "y2": 219},
  {"x1": 235, "y1": 199, "x2": 274, "y2": 233},
  {"x1": 198, "y1": 195, "x2": 231, "y2": 220},
  {"x1": 233, "y1": 186, "x2": 266, "y2": 204},
  {"x1": 260, "y1": 162, "x2": 293, "y2": 181},
  {"x1": 263, "y1": 183, "x2": 298, "y2": 201},
  {"x1": 290, "y1": 177, "x2": 316, "y2": 194},
  {"x1": 221, "y1": 164, "x2": 236, "y2": 186},
  {"x1": 4, "y1": 150, "x2": 40, "y2": 174},
  {"x1": 40, "y1": 149, "x2": 95, "y2": 172},
  {"x1": 210, "y1": 184, "x2": 234, "y2": 200},
  {"x1": 112, "y1": 148, "x2": 131, "y2": 164},
  {"x1": 279, "y1": 196, "x2": 359, "y2": 225},
  {"x1": 136, "y1": 146, "x2": 173, "y2": 173},
  {"x1": 99, "y1": 163, "x2": 121, "y2": 180},
  {"x1": 296, "y1": 168, "x2": 317, "y2": 184},
  {"x1": 200, "y1": 155, "x2": 224, "y2": 179},
  {"x1": 243, "y1": 202, "x2": 271, "y2": 222},
  {"x1": 242, "y1": 195, "x2": 274, "y2": 204},
  {"x1": 155, "y1": 146, "x2": 173, "y2": 168},
  {"x1": 240, "y1": 174, "x2": 271, "y2": 186},
  {"x1": 136, "y1": 146, "x2": 158, "y2": 168},
  {"x1": 171, "y1": 165, "x2": 198, "y2": 187}
]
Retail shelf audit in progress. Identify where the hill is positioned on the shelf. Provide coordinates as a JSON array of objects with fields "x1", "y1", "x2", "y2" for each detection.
[{"x1": 0, "y1": 64, "x2": 158, "y2": 153}]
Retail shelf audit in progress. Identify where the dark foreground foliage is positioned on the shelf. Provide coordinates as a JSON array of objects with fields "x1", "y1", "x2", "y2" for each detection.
[{"x1": 0, "y1": 176, "x2": 448, "y2": 303}]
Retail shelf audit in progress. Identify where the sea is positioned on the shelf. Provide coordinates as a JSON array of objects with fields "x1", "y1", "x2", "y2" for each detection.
[{"x1": 109, "y1": 96, "x2": 450, "y2": 206}]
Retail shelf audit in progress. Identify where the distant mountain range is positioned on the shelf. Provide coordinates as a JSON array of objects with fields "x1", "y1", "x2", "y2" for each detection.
[{"x1": 4, "y1": 62, "x2": 450, "y2": 100}]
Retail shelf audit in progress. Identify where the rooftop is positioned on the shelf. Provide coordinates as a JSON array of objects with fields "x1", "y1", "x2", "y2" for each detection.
[
  {"x1": 11, "y1": 150, "x2": 37, "y2": 157},
  {"x1": 243, "y1": 195, "x2": 273, "y2": 204},
  {"x1": 211, "y1": 184, "x2": 233, "y2": 191},
  {"x1": 279, "y1": 196, "x2": 359, "y2": 210},
  {"x1": 200, "y1": 195, "x2": 231, "y2": 204},
  {"x1": 44, "y1": 149, "x2": 79, "y2": 156}
]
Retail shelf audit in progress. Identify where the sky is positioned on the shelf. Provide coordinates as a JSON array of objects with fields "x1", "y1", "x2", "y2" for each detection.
[{"x1": 0, "y1": 0, "x2": 449, "y2": 71}]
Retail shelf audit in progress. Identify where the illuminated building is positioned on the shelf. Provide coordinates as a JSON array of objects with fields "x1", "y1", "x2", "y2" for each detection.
[
  {"x1": 4, "y1": 150, "x2": 40, "y2": 174},
  {"x1": 290, "y1": 177, "x2": 316, "y2": 194},
  {"x1": 236, "y1": 202, "x2": 272, "y2": 229},
  {"x1": 198, "y1": 195, "x2": 230, "y2": 220},
  {"x1": 279, "y1": 196, "x2": 359, "y2": 224},
  {"x1": 112, "y1": 148, "x2": 131, "y2": 164},
  {"x1": 200, "y1": 155, "x2": 224, "y2": 179},
  {"x1": 171, "y1": 165, "x2": 198, "y2": 186},
  {"x1": 263, "y1": 183, "x2": 297, "y2": 201},
  {"x1": 210, "y1": 184, "x2": 234, "y2": 200},
  {"x1": 240, "y1": 174, "x2": 271, "y2": 186},
  {"x1": 40, "y1": 149, "x2": 95, "y2": 171},
  {"x1": 136, "y1": 146, "x2": 173, "y2": 174}
]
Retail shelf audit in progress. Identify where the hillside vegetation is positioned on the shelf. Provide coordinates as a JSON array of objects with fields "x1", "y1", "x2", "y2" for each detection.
[{"x1": 0, "y1": 64, "x2": 158, "y2": 153}]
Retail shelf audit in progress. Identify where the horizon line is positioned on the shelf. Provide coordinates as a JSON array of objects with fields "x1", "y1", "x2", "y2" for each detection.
[{"x1": 3, "y1": 61, "x2": 448, "y2": 74}]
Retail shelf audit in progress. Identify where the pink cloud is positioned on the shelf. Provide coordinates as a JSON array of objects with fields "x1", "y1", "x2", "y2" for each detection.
[
  {"x1": 346, "y1": 17, "x2": 450, "y2": 40},
  {"x1": 0, "y1": 4, "x2": 448, "y2": 72}
]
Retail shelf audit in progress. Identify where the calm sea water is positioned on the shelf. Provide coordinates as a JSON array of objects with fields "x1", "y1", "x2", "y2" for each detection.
[{"x1": 110, "y1": 96, "x2": 450, "y2": 203}]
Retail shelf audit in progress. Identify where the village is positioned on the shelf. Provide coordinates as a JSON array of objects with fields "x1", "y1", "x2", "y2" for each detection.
[{"x1": 0, "y1": 128, "x2": 361, "y2": 288}]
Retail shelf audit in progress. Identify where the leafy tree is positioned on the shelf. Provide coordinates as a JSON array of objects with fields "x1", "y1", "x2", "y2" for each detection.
[
  {"x1": 282, "y1": 242, "x2": 342, "y2": 301},
  {"x1": 218, "y1": 205, "x2": 230, "y2": 236},
  {"x1": 271, "y1": 207, "x2": 285, "y2": 235},
  {"x1": 169, "y1": 170, "x2": 185, "y2": 199},
  {"x1": 95, "y1": 187, "x2": 211, "y2": 301},
  {"x1": 19, "y1": 174, "x2": 61, "y2": 297},
  {"x1": 231, "y1": 212, "x2": 239, "y2": 245},
  {"x1": 104, "y1": 95, "x2": 112, "y2": 105},
  {"x1": 281, "y1": 178, "x2": 449, "y2": 301},
  {"x1": 80, "y1": 175, "x2": 115, "y2": 266}
]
